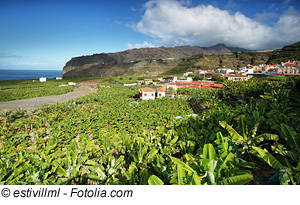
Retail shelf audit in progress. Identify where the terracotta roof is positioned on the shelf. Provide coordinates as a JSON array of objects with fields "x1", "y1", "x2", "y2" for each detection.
[
  {"x1": 211, "y1": 84, "x2": 223, "y2": 88},
  {"x1": 224, "y1": 74, "x2": 248, "y2": 78},
  {"x1": 139, "y1": 87, "x2": 155, "y2": 93},
  {"x1": 188, "y1": 85, "x2": 200, "y2": 89},
  {"x1": 156, "y1": 87, "x2": 166, "y2": 92},
  {"x1": 168, "y1": 82, "x2": 184, "y2": 86}
]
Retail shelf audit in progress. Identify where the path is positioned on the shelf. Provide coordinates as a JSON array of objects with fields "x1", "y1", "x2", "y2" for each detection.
[{"x1": 0, "y1": 79, "x2": 101, "y2": 112}]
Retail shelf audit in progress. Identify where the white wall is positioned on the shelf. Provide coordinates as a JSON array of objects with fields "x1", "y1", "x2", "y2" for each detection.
[
  {"x1": 157, "y1": 92, "x2": 165, "y2": 98},
  {"x1": 141, "y1": 91, "x2": 155, "y2": 100}
]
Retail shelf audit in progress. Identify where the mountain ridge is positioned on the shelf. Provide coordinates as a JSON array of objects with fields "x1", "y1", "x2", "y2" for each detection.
[{"x1": 62, "y1": 44, "x2": 248, "y2": 78}]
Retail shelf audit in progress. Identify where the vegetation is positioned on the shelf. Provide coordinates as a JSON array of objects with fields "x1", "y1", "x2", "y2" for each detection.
[
  {"x1": 268, "y1": 41, "x2": 300, "y2": 64},
  {"x1": 0, "y1": 78, "x2": 96, "y2": 102},
  {"x1": 0, "y1": 76, "x2": 299, "y2": 185},
  {"x1": 163, "y1": 56, "x2": 204, "y2": 75}
]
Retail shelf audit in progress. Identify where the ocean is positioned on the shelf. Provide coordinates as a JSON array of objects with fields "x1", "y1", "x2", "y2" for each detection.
[{"x1": 0, "y1": 69, "x2": 62, "y2": 81}]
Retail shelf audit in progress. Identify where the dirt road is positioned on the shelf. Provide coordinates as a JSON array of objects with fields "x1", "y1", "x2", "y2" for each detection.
[{"x1": 0, "y1": 79, "x2": 101, "y2": 112}]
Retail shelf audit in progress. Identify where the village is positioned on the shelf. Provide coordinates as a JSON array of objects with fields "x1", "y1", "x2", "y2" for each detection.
[
  {"x1": 34, "y1": 60, "x2": 300, "y2": 101},
  {"x1": 124, "y1": 60, "x2": 300, "y2": 100}
]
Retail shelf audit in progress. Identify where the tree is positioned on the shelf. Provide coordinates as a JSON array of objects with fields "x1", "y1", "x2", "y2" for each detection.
[{"x1": 167, "y1": 87, "x2": 176, "y2": 96}]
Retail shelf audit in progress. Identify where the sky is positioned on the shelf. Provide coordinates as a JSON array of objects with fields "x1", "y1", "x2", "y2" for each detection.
[{"x1": 0, "y1": 0, "x2": 300, "y2": 70}]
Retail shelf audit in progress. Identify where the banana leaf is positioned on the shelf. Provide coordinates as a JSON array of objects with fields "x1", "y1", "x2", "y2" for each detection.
[
  {"x1": 148, "y1": 175, "x2": 164, "y2": 185},
  {"x1": 251, "y1": 146, "x2": 283, "y2": 170},
  {"x1": 219, "y1": 170, "x2": 253, "y2": 185}
]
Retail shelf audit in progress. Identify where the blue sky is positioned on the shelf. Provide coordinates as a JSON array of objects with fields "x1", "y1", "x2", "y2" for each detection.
[{"x1": 0, "y1": 0, "x2": 300, "y2": 70}]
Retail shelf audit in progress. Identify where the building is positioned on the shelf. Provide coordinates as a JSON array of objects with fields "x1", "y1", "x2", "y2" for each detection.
[
  {"x1": 144, "y1": 78, "x2": 153, "y2": 85},
  {"x1": 155, "y1": 77, "x2": 164, "y2": 82},
  {"x1": 183, "y1": 72, "x2": 194, "y2": 77},
  {"x1": 139, "y1": 87, "x2": 156, "y2": 100},
  {"x1": 224, "y1": 74, "x2": 253, "y2": 81},
  {"x1": 39, "y1": 77, "x2": 47, "y2": 82},
  {"x1": 166, "y1": 76, "x2": 178, "y2": 82},
  {"x1": 240, "y1": 67, "x2": 254, "y2": 74},
  {"x1": 166, "y1": 81, "x2": 223, "y2": 90},
  {"x1": 156, "y1": 87, "x2": 166, "y2": 98},
  {"x1": 68, "y1": 82, "x2": 77, "y2": 85},
  {"x1": 215, "y1": 68, "x2": 234, "y2": 74}
]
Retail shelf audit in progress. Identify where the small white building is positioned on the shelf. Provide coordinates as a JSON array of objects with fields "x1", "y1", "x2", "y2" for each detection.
[
  {"x1": 56, "y1": 77, "x2": 62, "y2": 80},
  {"x1": 39, "y1": 77, "x2": 47, "y2": 82},
  {"x1": 183, "y1": 72, "x2": 194, "y2": 77},
  {"x1": 155, "y1": 77, "x2": 165, "y2": 82},
  {"x1": 68, "y1": 82, "x2": 77, "y2": 86},
  {"x1": 224, "y1": 74, "x2": 253, "y2": 81},
  {"x1": 216, "y1": 68, "x2": 235, "y2": 74},
  {"x1": 240, "y1": 67, "x2": 254, "y2": 74},
  {"x1": 156, "y1": 87, "x2": 166, "y2": 98},
  {"x1": 139, "y1": 87, "x2": 156, "y2": 100},
  {"x1": 124, "y1": 83, "x2": 138, "y2": 86},
  {"x1": 144, "y1": 78, "x2": 153, "y2": 85},
  {"x1": 166, "y1": 76, "x2": 178, "y2": 82}
]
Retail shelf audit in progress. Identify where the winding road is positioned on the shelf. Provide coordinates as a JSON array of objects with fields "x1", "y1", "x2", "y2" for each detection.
[{"x1": 0, "y1": 79, "x2": 100, "y2": 112}]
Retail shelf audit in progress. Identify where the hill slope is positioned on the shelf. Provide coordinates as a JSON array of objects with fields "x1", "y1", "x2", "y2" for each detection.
[
  {"x1": 267, "y1": 41, "x2": 300, "y2": 64},
  {"x1": 62, "y1": 41, "x2": 300, "y2": 78},
  {"x1": 62, "y1": 45, "x2": 246, "y2": 78}
]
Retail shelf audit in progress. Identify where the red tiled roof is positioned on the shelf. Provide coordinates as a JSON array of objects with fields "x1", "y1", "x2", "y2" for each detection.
[
  {"x1": 211, "y1": 84, "x2": 223, "y2": 88},
  {"x1": 224, "y1": 74, "x2": 248, "y2": 78},
  {"x1": 188, "y1": 85, "x2": 199, "y2": 89},
  {"x1": 139, "y1": 87, "x2": 155, "y2": 93},
  {"x1": 157, "y1": 87, "x2": 166, "y2": 92},
  {"x1": 168, "y1": 82, "x2": 184, "y2": 86}
]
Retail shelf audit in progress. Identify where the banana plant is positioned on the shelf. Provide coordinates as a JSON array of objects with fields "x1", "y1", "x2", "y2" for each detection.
[
  {"x1": 219, "y1": 113, "x2": 279, "y2": 155},
  {"x1": 170, "y1": 143, "x2": 253, "y2": 185},
  {"x1": 259, "y1": 124, "x2": 300, "y2": 184}
]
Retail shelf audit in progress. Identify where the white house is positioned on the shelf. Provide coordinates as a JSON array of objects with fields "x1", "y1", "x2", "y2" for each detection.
[
  {"x1": 216, "y1": 68, "x2": 235, "y2": 74},
  {"x1": 56, "y1": 77, "x2": 62, "y2": 80},
  {"x1": 156, "y1": 87, "x2": 166, "y2": 98},
  {"x1": 177, "y1": 77, "x2": 193, "y2": 82},
  {"x1": 183, "y1": 72, "x2": 194, "y2": 77},
  {"x1": 144, "y1": 78, "x2": 153, "y2": 85},
  {"x1": 139, "y1": 87, "x2": 156, "y2": 100},
  {"x1": 240, "y1": 67, "x2": 254, "y2": 74},
  {"x1": 155, "y1": 77, "x2": 164, "y2": 82},
  {"x1": 39, "y1": 77, "x2": 47, "y2": 82},
  {"x1": 166, "y1": 76, "x2": 178, "y2": 82}
]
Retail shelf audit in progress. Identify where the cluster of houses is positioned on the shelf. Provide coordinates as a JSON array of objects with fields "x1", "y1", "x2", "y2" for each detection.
[
  {"x1": 194, "y1": 60, "x2": 300, "y2": 81},
  {"x1": 135, "y1": 75, "x2": 224, "y2": 100},
  {"x1": 139, "y1": 87, "x2": 166, "y2": 100}
]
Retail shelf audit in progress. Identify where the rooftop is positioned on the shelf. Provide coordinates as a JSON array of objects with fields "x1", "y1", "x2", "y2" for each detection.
[{"x1": 138, "y1": 87, "x2": 155, "y2": 93}]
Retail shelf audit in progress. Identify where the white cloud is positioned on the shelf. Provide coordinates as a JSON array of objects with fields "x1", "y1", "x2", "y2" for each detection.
[
  {"x1": 131, "y1": 0, "x2": 300, "y2": 50},
  {"x1": 127, "y1": 41, "x2": 156, "y2": 49}
]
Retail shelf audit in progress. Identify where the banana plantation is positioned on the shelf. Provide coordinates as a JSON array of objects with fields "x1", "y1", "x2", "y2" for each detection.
[{"x1": 0, "y1": 76, "x2": 299, "y2": 185}]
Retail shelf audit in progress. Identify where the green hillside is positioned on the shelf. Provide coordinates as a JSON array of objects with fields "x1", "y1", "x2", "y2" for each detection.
[{"x1": 268, "y1": 41, "x2": 300, "y2": 64}]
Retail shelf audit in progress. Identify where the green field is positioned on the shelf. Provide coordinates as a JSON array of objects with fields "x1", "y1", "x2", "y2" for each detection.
[
  {"x1": 0, "y1": 78, "x2": 99, "y2": 102},
  {"x1": 0, "y1": 77, "x2": 299, "y2": 185}
]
